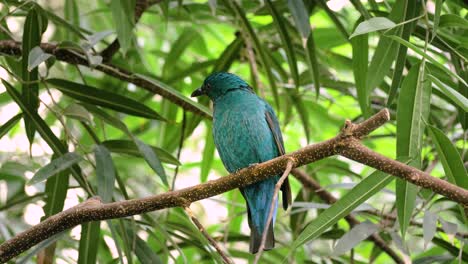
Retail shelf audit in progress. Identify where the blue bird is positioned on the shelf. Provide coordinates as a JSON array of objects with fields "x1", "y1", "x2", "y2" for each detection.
[{"x1": 191, "y1": 72, "x2": 291, "y2": 253}]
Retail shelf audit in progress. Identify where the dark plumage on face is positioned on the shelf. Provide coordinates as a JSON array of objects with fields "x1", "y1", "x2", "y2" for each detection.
[{"x1": 191, "y1": 72, "x2": 250, "y2": 100}]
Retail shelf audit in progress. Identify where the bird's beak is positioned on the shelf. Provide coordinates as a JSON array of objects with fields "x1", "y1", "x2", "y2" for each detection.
[{"x1": 191, "y1": 87, "x2": 204, "y2": 97}]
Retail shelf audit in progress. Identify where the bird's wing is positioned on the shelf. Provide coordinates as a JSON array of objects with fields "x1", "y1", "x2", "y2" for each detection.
[{"x1": 264, "y1": 103, "x2": 292, "y2": 210}]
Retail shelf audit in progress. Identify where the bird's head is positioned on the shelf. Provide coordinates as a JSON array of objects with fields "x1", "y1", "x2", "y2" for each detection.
[{"x1": 191, "y1": 72, "x2": 250, "y2": 101}]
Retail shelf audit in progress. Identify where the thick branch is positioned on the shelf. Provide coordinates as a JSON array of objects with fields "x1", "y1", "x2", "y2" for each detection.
[
  {"x1": 1, "y1": 109, "x2": 467, "y2": 262},
  {"x1": 0, "y1": 40, "x2": 212, "y2": 118}
]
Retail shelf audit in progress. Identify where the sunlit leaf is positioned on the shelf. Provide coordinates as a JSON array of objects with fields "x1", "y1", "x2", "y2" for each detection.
[
  {"x1": 350, "y1": 17, "x2": 396, "y2": 38},
  {"x1": 292, "y1": 170, "x2": 394, "y2": 249},
  {"x1": 438, "y1": 14, "x2": 468, "y2": 29},
  {"x1": 95, "y1": 145, "x2": 116, "y2": 203},
  {"x1": 428, "y1": 74, "x2": 468, "y2": 112},
  {"x1": 27, "y1": 46, "x2": 53, "y2": 72},
  {"x1": 0, "y1": 113, "x2": 22, "y2": 140},
  {"x1": 396, "y1": 62, "x2": 431, "y2": 239},
  {"x1": 110, "y1": 0, "x2": 135, "y2": 55},
  {"x1": 351, "y1": 17, "x2": 369, "y2": 117},
  {"x1": 332, "y1": 220, "x2": 379, "y2": 256},
  {"x1": 29, "y1": 152, "x2": 82, "y2": 185}
]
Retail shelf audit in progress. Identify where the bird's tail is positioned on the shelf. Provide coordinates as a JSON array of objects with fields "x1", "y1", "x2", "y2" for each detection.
[{"x1": 249, "y1": 221, "x2": 275, "y2": 254}]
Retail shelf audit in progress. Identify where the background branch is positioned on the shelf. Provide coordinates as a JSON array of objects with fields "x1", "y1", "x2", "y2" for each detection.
[
  {"x1": 0, "y1": 40, "x2": 212, "y2": 118},
  {"x1": 1, "y1": 109, "x2": 466, "y2": 262}
]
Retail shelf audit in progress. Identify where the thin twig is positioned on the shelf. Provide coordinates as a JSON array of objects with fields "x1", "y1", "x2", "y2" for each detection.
[
  {"x1": 254, "y1": 159, "x2": 294, "y2": 264},
  {"x1": 185, "y1": 207, "x2": 233, "y2": 264}
]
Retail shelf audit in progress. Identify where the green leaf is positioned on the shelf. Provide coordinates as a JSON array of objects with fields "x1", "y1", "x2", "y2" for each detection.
[
  {"x1": 438, "y1": 14, "x2": 468, "y2": 29},
  {"x1": 332, "y1": 220, "x2": 379, "y2": 256},
  {"x1": 135, "y1": 74, "x2": 212, "y2": 118},
  {"x1": 29, "y1": 152, "x2": 82, "y2": 185},
  {"x1": 396, "y1": 62, "x2": 431, "y2": 239},
  {"x1": 64, "y1": 0, "x2": 80, "y2": 42},
  {"x1": 46, "y1": 78, "x2": 165, "y2": 120},
  {"x1": 366, "y1": 0, "x2": 408, "y2": 96},
  {"x1": 387, "y1": 35, "x2": 468, "y2": 87},
  {"x1": 200, "y1": 121, "x2": 215, "y2": 182},
  {"x1": 0, "y1": 113, "x2": 22, "y2": 140},
  {"x1": 265, "y1": 0, "x2": 299, "y2": 87},
  {"x1": 22, "y1": 5, "x2": 45, "y2": 146},
  {"x1": 212, "y1": 36, "x2": 243, "y2": 73},
  {"x1": 78, "y1": 221, "x2": 101, "y2": 264},
  {"x1": 63, "y1": 103, "x2": 94, "y2": 124},
  {"x1": 432, "y1": 0, "x2": 442, "y2": 40},
  {"x1": 2, "y1": 79, "x2": 89, "y2": 191},
  {"x1": 287, "y1": 0, "x2": 310, "y2": 39},
  {"x1": 292, "y1": 170, "x2": 394, "y2": 249},
  {"x1": 349, "y1": 17, "x2": 396, "y2": 38},
  {"x1": 163, "y1": 29, "x2": 200, "y2": 78},
  {"x1": 423, "y1": 210, "x2": 437, "y2": 248},
  {"x1": 304, "y1": 32, "x2": 321, "y2": 98},
  {"x1": 428, "y1": 74, "x2": 468, "y2": 112},
  {"x1": 27, "y1": 46, "x2": 53, "y2": 72},
  {"x1": 126, "y1": 226, "x2": 163, "y2": 264},
  {"x1": 351, "y1": 17, "x2": 370, "y2": 117},
  {"x1": 110, "y1": 0, "x2": 135, "y2": 55},
  {"x1": 133, "y1": 138, "x2": 168, "y2": 186},
  {"x1": 224, "y1": 0, "x2": 279, "y2": 109},
  {"x1": 95, "y1": 145, "x2": 116, "y2": 203},
  {"x1": 42, "y1": 154, "x2": 70, "y2": 218},
  {"x1": 101, "y1": 140, "x2": 181, "y2": 165},
  {"x1": 387, "y1": 0, "x2": 420, "y2": 105},
  {"x1": 428, "y1": 124, "x2": 468, "y2": 220}
]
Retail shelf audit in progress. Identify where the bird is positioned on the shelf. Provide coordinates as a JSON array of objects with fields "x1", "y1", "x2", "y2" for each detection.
[{"x1": 191, "y1": 72, "x2": 291, "y2": 254}]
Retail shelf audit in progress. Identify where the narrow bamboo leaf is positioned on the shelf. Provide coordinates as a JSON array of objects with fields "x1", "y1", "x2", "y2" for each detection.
[
  {"x1": 86, "y1": 30, "x2": 114, "y2": 49},
  {"x1": 304, "y1": 32, "x2": 321, "y2": 98},
  {"x1": 101, "y1": 139, "x2": 180, "y2": 165},
  {"x1": 27, "y1": 46, "x2": 53, "y2": 72},
  {"x1": 63, "y1": 103, "x2": 93, "y2": 124},
  {"x1": 351, "y1": 17, "x2": 369, "y2": 117},
  {"x1": 423, "y1": 210, "x2": 437, "y2": 248},
  {"x1": 287, "y1": 0, "x2": 310, "y2": 39},
  {"x1": 317, "y1": 0, "x2": 349, "y2": 39},
  {"x1": 396, "y1": 62, "x2": 431, "y2": 239},
  {"x1": 332, "y1": 220, "x2": 379, "y2": 256},
  {"x1": 432, "y1": 0, "x2": 442, "y2": 40},
  {"x1": 163, "y1": 29, "x2": 199, "y2": 78},
  {"x1": 126, "y1": 227, "x2": 163, "y2": 264},
  {"x1": 3, "y1": 79, "x2": 89, "y2": 191},
  {"x1": 349, "y1": 17, "x2": 396, "y2": 38},
  {"x1": 95, "y1": 145, "x2": 116, "y2": 203},
  {"x1": 292, "y1": 170, "x2": 394, "y2": 249},
  {"x1": 64, "y1": 0, "x2": 80, "y2": 42},
  {"x1": 29, "y1": 152, "x2": 82, "y2": 185},
  {"x1": 47, "y1": 78, "x2": 165, "y2": 120},
  {"x1": 428, "y1": 124, "x2": 467, "y2": 221},
  {"x1": 286, "y1": 90, "x2": 310, "y2": 142},
  {"x1": 200, "y1": 121, "x2": 215, "y2": 182},
  {"x1": 43, "y1": 6, "x2": 87, "y2": 39},
  {"x1": 387, "y1": 0, "x2": 420, "y2": 105},
  {"x1": 212, "y1": 36, "x2": 243, "y2": 72},
  {"x1": 224, "y1": 0, "x2": 279, "y2": 109},
  {"x1": 42, "y1": 153, "x2": 70, "y2": 218},
  {"x1": 432, "y1": 237, "x2": 468, "y2": 261},
  {"x1": 22, "y1": 6, "x2": 45, "y2": 145},
  {"x1": 388, "y1": 35, "x2": 467, "y2": 87},
  {"x1": 429, "y1": 75, "x2": 468, "y2": 112},
  {"x1": 438, "y1": 14, "x2": 468, "y2": 29},
  {"x1": 133, "y1": 138, "x2": 168, "y2": 186},
  {"x1": 366, "y1": 0, "x2": 408, "y2": 95},
  {"x1": 110, "y1": 0, "x2": 135, "y2": 55},
  {"x1": 265, "y1": 0, "x2": 299, "y2": 87},
  {"x1": 0, "y1": 113, "x2": 22, "y2": 140},
  {"x1": 78, "y1": 221, "x2": 100, "y2": 264},
  {"x1": 135, "y1": 74, "x2": 212, "y2": 118}
]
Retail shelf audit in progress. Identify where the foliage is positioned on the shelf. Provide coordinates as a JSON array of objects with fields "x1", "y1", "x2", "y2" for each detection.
[{"x1": 0, "y1": 0, "x2": 467, "y2": 263}]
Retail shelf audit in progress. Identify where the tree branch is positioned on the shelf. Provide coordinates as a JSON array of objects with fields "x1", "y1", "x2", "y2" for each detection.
[
  {"x1": 1, "y1": 109, "x2": 467, "y2": 262},
  {"x1": 0, "y1": 40, "x2": 212, "y2": 119}
]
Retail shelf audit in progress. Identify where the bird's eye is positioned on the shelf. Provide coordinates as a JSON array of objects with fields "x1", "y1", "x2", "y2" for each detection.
[{"x1": 204, "y1": 83, "x2": 212, "y2": 92}]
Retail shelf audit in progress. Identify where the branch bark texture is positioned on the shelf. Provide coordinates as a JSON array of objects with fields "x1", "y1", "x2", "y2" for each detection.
[
  {"x1": 0, "y1": 40, "x2": 211, "y2": 118},
  {"x1": 0, "y1": 110, "x2": 467, "y2": 262}
]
